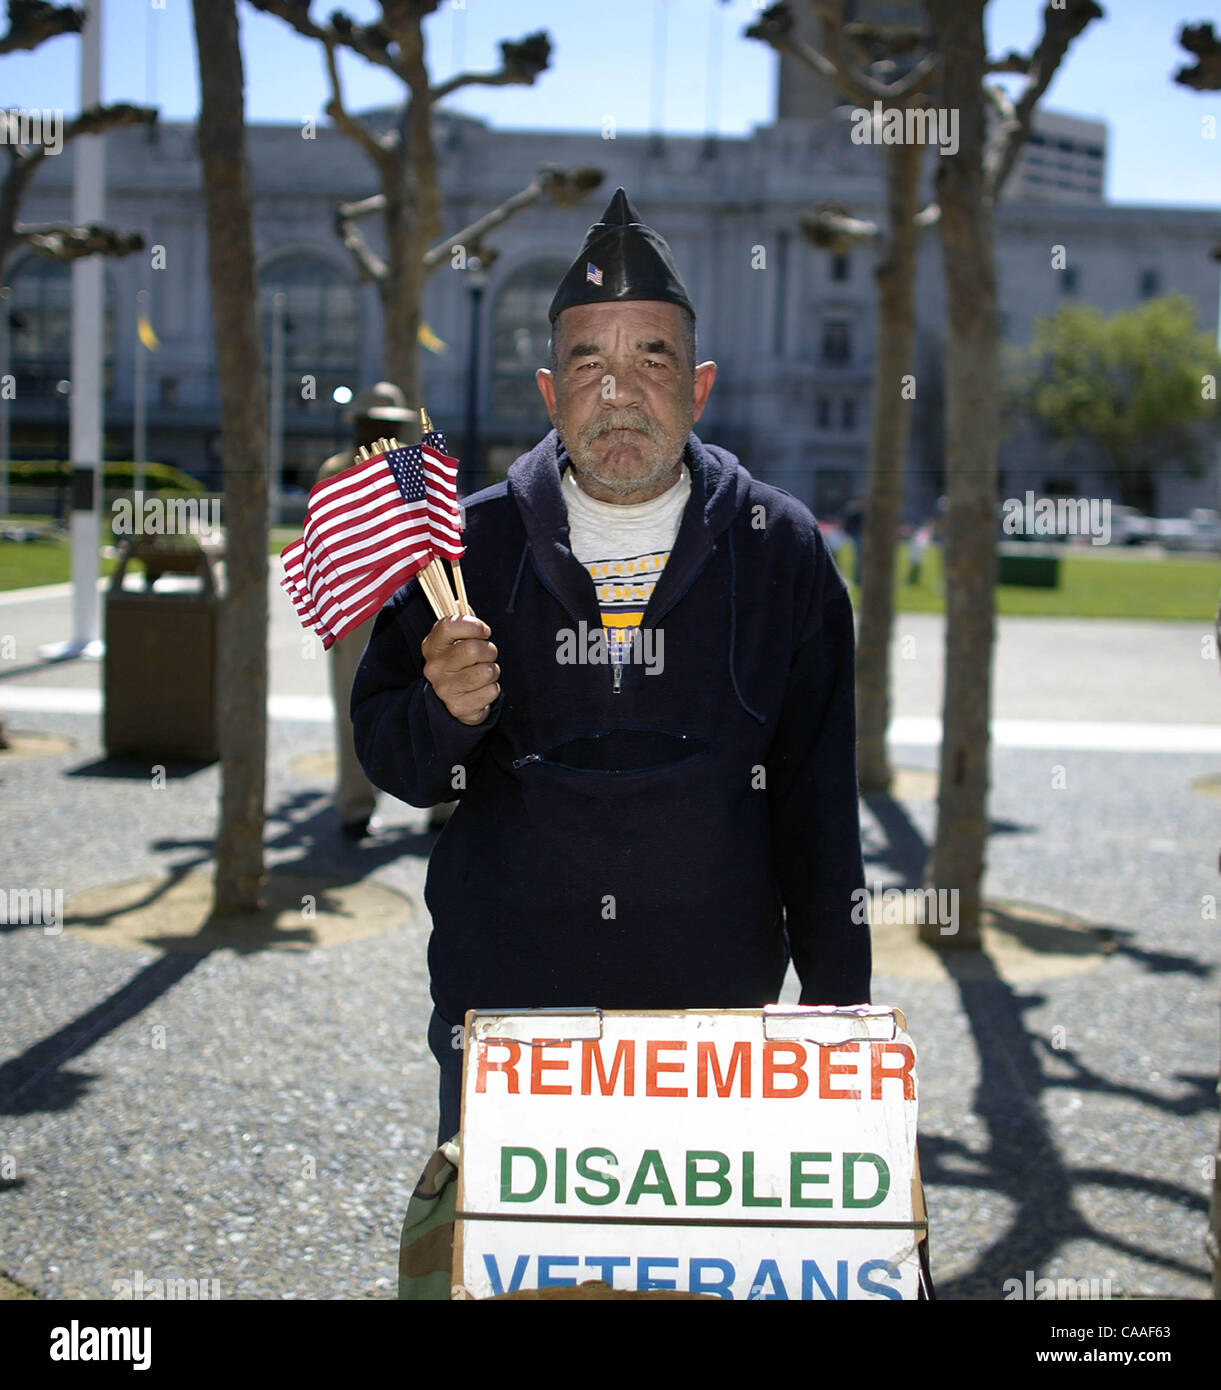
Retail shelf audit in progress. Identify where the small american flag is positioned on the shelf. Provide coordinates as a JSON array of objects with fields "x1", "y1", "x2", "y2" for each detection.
[
  {"x1": 280, "y1": 442, "x2": 436, "y2": 649},
  {"x1": 420, "y1": 427, "x2": 465, "y2": 563},
  {"x1": 585, "y1": 262, "x2": 603, "y2": 286}
]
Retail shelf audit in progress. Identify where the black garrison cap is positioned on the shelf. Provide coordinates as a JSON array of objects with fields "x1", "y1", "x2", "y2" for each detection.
[{"x1": 548, "y1": 187, "x2": 695, "y2": 325}]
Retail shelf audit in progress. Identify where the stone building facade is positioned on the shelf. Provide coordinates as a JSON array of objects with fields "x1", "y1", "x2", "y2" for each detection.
[{"x1": 5, "y1": 95, "x2": 1218, "y2": 523}]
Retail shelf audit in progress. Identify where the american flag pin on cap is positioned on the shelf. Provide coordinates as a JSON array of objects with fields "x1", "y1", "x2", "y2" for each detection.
[{"x1": 585, "y1": 262, "x2": 603, "y2": 286}]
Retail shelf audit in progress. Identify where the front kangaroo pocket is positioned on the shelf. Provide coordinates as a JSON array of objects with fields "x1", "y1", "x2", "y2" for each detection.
[{"x1": 512, "y1": 727, "x2": 708, "y2": 781}]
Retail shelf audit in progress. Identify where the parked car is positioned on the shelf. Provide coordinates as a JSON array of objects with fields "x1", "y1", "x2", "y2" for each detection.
[
  {"x1": 1108, "y1": 505, "x2": 1157, "y2": 546},
  {"x1": 1158, "y1": 509, "x2": 1221, "y2": 553}
]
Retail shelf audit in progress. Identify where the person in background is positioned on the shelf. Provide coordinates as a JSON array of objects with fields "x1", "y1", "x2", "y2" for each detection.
[
  {"x1": 316, "y1": 383, "x2": 417, "y2": 839},
  {"x1": 907, "y1": 519, "x2": 931, "y2": 585}
]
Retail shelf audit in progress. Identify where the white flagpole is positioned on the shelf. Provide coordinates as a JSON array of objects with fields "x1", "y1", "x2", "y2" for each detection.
[
  {"x1": 0, "y1": 285, "x2": 10, "y2": 520},
  {"x1": 134, "y1": 290, "x2": 147, "y2": 496},
  {"x1": 44, "y1": 0, "x2": 105, "y2": 660}
]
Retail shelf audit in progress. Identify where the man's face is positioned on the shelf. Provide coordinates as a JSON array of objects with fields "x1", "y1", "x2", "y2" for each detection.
[{"x1": 536, "y1": 300, "x2": 716, "y2": 504}]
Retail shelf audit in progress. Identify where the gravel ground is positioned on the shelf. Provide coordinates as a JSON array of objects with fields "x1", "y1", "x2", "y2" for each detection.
[{"x1": 1, "y1": 710, "x2": 1216, "y2": 1300}]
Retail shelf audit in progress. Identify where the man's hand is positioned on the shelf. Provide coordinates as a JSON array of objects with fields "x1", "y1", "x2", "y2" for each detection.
[{"x1": 422, "y1": 616, "x2": 500, "y2": 726}]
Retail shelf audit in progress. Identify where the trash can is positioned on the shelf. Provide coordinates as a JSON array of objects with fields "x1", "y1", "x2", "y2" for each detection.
[
  {"x1": 997, "y1": 541, "x2": 1061, "y2": 588},
  {"x1": 103, "y1": 536, "x2": 221, "y2": 761}
]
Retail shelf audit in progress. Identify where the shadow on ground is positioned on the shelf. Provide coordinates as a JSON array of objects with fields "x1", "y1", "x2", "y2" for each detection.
[
  {"x1": 0, "y1": 784, "x2": 434, "y2": 1116},
  {"x1": 861, "y1": 789, "x2": 1213, "y2": 1298},
  {"x1": 1, "y1": 783, "x2": 1213, "y2": 1297}
]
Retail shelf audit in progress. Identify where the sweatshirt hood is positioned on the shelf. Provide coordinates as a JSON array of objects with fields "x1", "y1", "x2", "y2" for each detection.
[
  {"x1": 507, "y1": 428, "x2": 749, "y2": 548},
  {"x1": 504, "y1": 428, "x2": 765, "y2": 724}
]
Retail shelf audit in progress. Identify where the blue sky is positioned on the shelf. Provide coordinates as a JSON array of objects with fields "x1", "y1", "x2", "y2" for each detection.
[{"x1": 0, "y1": 0, "x2": 1217, "y2": 206}]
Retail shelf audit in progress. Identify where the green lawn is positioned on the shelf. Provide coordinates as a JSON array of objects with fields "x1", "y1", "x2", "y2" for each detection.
[
  {"x1": 0, "y1": 517, "x2": 290, "y2": 592},
  {"x1": 0, "y1": 522, "x2": 120, "y2": 592},
  {"x1": 838, "y1": 542, "x2": 1220, "y2": 621},
  {"x1": 4, "y1": 523, "x2": 1219, "y2": 620}
]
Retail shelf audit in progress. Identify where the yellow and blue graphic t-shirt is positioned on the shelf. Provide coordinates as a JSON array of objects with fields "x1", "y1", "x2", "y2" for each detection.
[{"x1": 561, "y1": 463, "x2": 690, "y2": 668}]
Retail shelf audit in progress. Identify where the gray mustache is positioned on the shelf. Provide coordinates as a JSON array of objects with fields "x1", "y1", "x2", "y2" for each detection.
[{"x1": 583, "y1": 413, "x2": 660, "y2": 441}]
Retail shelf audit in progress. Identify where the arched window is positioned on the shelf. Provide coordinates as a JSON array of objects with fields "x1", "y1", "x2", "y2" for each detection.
[
  {"x1": 6, "y1": 254, "x2": 115, "y2": 399},
  {"x1": 490, "y1": 258, "x2": 568, "y2": 423},
  {"x1": 259, "y1": 253, "x2": 360, "y2": 419}
]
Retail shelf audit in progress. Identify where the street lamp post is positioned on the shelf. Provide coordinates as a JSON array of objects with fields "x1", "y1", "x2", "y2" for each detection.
[
  {"x1": 332, "y1": 383, "x2": 352, "y2": 455},
  {"x1": 133, "y1": 288, "x2": 149, "y2": 498},
  {"x1": 54, "y1": 378, "x2": 71, "y2": 524}
]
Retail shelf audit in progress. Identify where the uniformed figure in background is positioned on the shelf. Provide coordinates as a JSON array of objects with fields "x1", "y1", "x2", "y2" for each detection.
[{"x1": 317, "y1": 383, "x2": 418, "y2": 839}]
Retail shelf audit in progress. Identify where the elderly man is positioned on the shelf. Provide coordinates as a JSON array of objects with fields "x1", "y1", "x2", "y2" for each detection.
[{"x1": 352, "y1": 189, "x2": 869, "y2": 1145}]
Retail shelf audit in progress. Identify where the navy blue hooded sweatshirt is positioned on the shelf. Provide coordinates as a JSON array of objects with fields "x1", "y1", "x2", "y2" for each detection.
[{"x1": 350, "y1": 428, "x2": 870, "y2": 1024}]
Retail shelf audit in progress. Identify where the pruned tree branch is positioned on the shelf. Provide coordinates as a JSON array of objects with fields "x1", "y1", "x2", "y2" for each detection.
[
  {"x1": 799, "y1": 202, "x2": 881, "y2": 251},
  {"x1": 799, "y1": 195, "x2": 939, "y2": 250},
  {"x1": 322, "y1": 38, "x2": 396, "y2": 166},
  {"x1": 986, "y1": 49, "x2": 1032, "y2": 75},
  {"x1": 15, "y1": 221, "x2": 143, "y2": 260},
  {"x1": 334, "y1": 192, "x2": 386, "y2": 223},
  {"x1": 0, "y1": 0, "x2": 81, "y2": 55},
  {"x1": 246, "y1": 0, "x2": 327, "y2": 42},
  {"x1": 811, "y1": 0, "x2": 938, "y2": 102},
  {"x1": 983, "y1": 81, "x2": 1017, "y2": 127},
  {"x1": 332, "y1": 205, "x2": 388, "y2": 283},
  {"x1": 421, "y1": 163, "x2": 602, "y2": 271},
  {"x1": 983, "y1": 0, "x2": 1104, "y2": 201},
  {"x1": 1, "y1": 100, "x2": 154, "y2": 165},
  {"x1": 330, "y1": 7, "x2": 404, "y2": 75},
  {"x1": 1174, "y1": 22, "x2": 1221, "y2": 91},
  {"x1": 747, "y1": 1, "x2": 937, "y2": 110},
  {"x1": 247, "y1": 0, "x2": 408, "y2": 76},
  {"x1": 430, "y1": 31, "x2": 551, "y2": 101},
  {"x1": 1, "y1": 102, "x2": 157, "y2": 273},
  {"x1": 746, "y1": 2, "x2": 874, "y2": 106}
]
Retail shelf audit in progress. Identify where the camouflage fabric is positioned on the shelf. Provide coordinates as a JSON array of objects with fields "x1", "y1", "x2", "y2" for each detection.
[{"x1": 397, "y1": 1137, "x2": 460, "y2": 1301}]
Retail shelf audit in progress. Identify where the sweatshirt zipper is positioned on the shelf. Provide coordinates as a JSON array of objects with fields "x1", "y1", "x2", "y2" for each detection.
[{"x1": 512, "y1": 732, "x2": 704, "y2": 773}]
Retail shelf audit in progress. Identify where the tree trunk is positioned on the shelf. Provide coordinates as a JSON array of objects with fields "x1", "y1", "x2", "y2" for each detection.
[
  {"x1": 380, "y1": 38, "x2": 445, "y2": 409},
  {"x1": 192, "y1": 0, "x2": 268, "y2": 915},
  {"x1": 856, "y1": 137, "x2": 924, "y2": 794},
  {"x1": 382, "y1": 188, "x2": 422, "y2": 404},
  {"x1": 922, "y1": 0, "x2": 996, "y2": 948}
]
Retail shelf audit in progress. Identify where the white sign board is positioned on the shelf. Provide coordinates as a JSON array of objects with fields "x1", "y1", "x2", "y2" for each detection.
[{"x1": 453, "y1": 1006, "x2": 923, "y2": 1300}]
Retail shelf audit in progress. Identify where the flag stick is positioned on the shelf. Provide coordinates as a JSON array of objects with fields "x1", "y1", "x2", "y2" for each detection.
[
  {"x1": 419, "y1": 405, "x2": 472, "y2": 616},
  {"x1": 377, "y1": 431, "x2": 466, "y2": 621},
  {"x1": 451, "y1": 563, "x2": 471, "y2": 616},
  {"x1": 424, "y1": 556, "x2": 460, "y2": 619},
  {"x1": 418, "y1": 562, "x2": 453, "y2": 621}
]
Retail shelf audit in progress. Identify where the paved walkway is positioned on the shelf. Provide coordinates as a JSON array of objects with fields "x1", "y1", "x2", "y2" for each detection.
[{"x1": 0, "y1": 574, "x2": 1217, "y2": 1298}]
